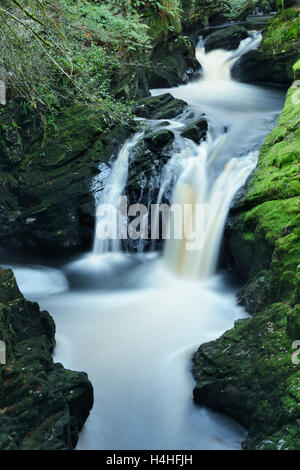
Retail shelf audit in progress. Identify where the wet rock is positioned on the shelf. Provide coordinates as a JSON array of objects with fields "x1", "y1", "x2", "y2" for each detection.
[
  {"x1": 231, "y1": 48, "x2": 299, "y2": 84},
  {"x1": 0, "y1": 267, "x2": 94, "y2": 450},
  {"x1": 181, "y1": 118, "x2": 208, "y2": 144},
  {"x1": 134, "y1": 93, "x2": 187, "y2": 120},
  {"x1": 149, "y1": 36, "x2": 200, "y2": 88},
  {"x1": 205, "y1": 25, "x2": 250, "y2": 53},
  {"x1": 237, "y1": 270, "x2": 271, "y2": 315},
  {"x1": 192, "y1": 302, "x2": 300, "y2": 450},
  {"x1": 144, "y1": 129, "x2": 175, "y2": 151},
  {"x1": 0, "y1": 103, "x2": 132, "y2": 253},
  {"x1": 125, "y1": 129, "x2": 175, "y2": 250}
]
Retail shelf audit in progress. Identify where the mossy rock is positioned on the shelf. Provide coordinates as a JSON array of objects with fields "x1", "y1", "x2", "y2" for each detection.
[
  {"x1": 193, "y1": 303, "x2": 300, "y2": 449},
  {"x1": 194, "y1": 77, "x2": 300, "y2": 449},
  {"x1": 0, "y1": 103, "x2": 132, "y2": 253},
  {"x1": 205, "y1": 25, "x2": 250, "y2": 53},
  {"x1": 293, "y1": 59, "x2": 300, "y2": 79},
  {"x1": 134, "y1": 93, "x2": 187, "y2": 120},
  {"x1": 232, "y1": 8, "x2": 300, "y2": 84},
  {"x1": 149, "y1": 35, "x2": 200, "y2": 88},
  {"x1": 0, "y1": 267, "x2": 93, "y2": 450},
  {"x1": 181, "y1": 117, "x2": 208, "y2": 144}
]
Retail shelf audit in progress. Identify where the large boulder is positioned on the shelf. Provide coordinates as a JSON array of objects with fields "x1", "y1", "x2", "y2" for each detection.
[
  {"x1": 0, "y1": 103, "x2": 132, "y2": 254},
  {"x1": 144, "y1": 129, "x2": 175, "y2": 151},
  {"x1": 134, "y1": 93, "x2": 187, "y2": 120},
  {"x1": 0, "y1": 267, "x2": 94, "y2": 450},
  {"x1": 181, "y1": 117, "x2": 208, "y2": 144},
  {"x1": 125, "y1": 128, "x2": 176, "y2": 250},
  {"x1": 149, "y1": 35, "x2": 200, "y2": 88},
  {"x1": 205, "y1": 25, "x2": 250, "y2": 53},
  {"x1": 232, "y1": 47, "x2": 299, "y2": 84}
]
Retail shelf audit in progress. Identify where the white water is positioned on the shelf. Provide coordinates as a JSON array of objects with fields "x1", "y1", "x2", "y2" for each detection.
[
  {"x1": 164, "y1": 150, "x2": 258, "y2": 279},
  {"x1": 4, "y1": 33, "x2": 285, "y2": 450},
  {"x1": 93, "y1": 132, "x2": 143, "y2": 254}
]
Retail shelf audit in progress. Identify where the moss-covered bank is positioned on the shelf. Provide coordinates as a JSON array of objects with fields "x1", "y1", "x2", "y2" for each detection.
[
  {"x1": 192, "y1": 79, "x2": 300, "y2": 449},
  {"x1": 232, "y1": 7, "x2": 300, "y2": 84}
]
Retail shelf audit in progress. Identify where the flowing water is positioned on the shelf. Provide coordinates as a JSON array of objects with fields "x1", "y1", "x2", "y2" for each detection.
[{"x1": 4, "y1": 34, "x2": 286, "y2": 450}]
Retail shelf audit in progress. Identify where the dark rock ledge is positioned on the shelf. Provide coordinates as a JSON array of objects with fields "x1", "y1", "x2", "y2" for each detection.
[{"x1": 0, "y1": 267, "x2": 93, "y2": 450}]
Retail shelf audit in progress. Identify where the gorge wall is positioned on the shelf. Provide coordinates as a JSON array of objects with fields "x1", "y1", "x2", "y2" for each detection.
[{"x1": 193, "y1": 6, "x2": 300, "y2": 450}]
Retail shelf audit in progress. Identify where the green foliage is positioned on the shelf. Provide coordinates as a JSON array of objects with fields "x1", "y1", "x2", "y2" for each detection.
[
  {"x1": 223, "y1": 0, "x2": 274, "y2": 18},
  {"x1": 117, "y1": 0, "x2": 182, "y2": 40},
  {"x1": 0, "y1": 0, "x2": 151, "y2": 128},
  {"x1": 293, "y1": 58, "x2": 300, "y2": 78},
  {"x1": 263, "y1": 7, "x2": 300, "y2": 54}
]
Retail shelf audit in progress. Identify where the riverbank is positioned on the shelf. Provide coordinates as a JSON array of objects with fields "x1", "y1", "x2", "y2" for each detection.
[{"x1": 193, "y1": 9, "x2": 300, "y2": 450}]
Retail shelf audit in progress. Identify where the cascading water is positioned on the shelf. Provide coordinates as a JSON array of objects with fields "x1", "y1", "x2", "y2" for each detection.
[
  {"x1": 93, "y1": 132, "x2": 143, "y2": 255},
  {"x1": 6, "y1": 32, "x2": 286, "y2": 450},
  {"x1": 164, "y1": 148, "x2": 258, "y2": 279}
]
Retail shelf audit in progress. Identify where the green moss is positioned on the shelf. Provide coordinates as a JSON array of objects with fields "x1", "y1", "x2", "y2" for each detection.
[
  {"x1": 0, "y1": 267, "x2": 93, "y2": 450},
  {"x1": 245, "y1": 85, "x2": 300, "y2": 205},
  {"x1": 293, "y1": 58, "x2": 300, "y2": 78},
  {"x1": 263, "y1": 8, "x2": 300, "y2": 56},
  {"x1": 197, "y1": 74, "x2": 300, "y2": 449},
  {"x1": 193, "y1": 301, "x2": 300, "y2": 447}
]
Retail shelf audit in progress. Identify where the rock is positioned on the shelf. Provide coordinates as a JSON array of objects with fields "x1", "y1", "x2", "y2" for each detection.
[
  {"x1": 180, "y1": 0, "x2": 266, "y2": 31},
  {"x1": 231, "y1": 48, "x2": 299, "y2": 84},
  {"x1": 0, "y1": 267, "x2": 93, "y2": 450},
  {"x1": 144, "y1": 129, "x2": 175, "y2": 151},
  {"x1": 181, "y1": 0, "x2": 220, "y2": 30},
  {"x1": 205, "y1": 25, "x2": 250, "y2": 53},
  {"x1": 134, "y1": 93, "x2": 187, "y2": 120},
  {"x1": 0, "y1": 103, "x2": 132, "y2": 253},
  {"x1": 126, "y1": 129, "x2": 175, "y2": 250},
  {"x1": 237, "y1": 270, "x2": 271, "y2": 315},
  {"x1": 192, "y1": 303, "x2": 300, "y2": 450},
  {"x1": 293, "y1": 59, "x2": 300, "y2": 79},
  {"x1": 149, "y1": 35, "x2": 200, "y2": 88},
  {"x1": 181, "y1": 118, "x2": 208, "y2": 144}
]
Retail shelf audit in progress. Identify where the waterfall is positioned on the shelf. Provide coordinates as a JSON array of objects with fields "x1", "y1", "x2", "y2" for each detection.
[
  {"x1": 164, "y1": 147, "x2": 258, "y2": 279},
  {"x1": 195, "y1": 32, "x2": 262, "y2": 82},
  {"x1": 163, "y1": 32, "x2": 262, "y2": 280},
  {"x1": 92, "y1": 30, "x2": 277, "y2": 284},
  {"x1": 93, "y1": 132, "x2": 142, "y2": 255}
]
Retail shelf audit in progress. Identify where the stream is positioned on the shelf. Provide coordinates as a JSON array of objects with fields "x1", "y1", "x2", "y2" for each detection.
[{"x1": 4, "y1": 33, "x2": 285, "y2": 450}]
